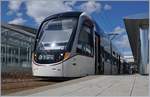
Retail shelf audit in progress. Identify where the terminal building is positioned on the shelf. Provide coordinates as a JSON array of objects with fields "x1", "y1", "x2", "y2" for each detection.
[
  {"x1": 124, "y1": 13, "x2": 149, "y2": 74},
  {"x1": 1, "y1": 23, "x2": 36, "y2": 74}
]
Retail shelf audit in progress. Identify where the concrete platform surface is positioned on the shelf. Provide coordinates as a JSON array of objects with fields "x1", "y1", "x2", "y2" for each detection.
[{"x1": 9, "y1": 74, "x2": 149, "y2": 96}]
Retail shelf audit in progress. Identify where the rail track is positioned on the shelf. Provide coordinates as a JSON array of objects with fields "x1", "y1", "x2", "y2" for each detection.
[
  {"x1": 1, "y1": 77, "x2": 59, "y2": 95},
  {"x1": 1, "y1": 72, "x2": 68, "y2": 95},
  {"x1": 1, "y1": 71, "x2": 78, "y2": 95}
]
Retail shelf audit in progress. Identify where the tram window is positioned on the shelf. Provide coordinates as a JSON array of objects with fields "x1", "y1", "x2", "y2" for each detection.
[
  {"x1": 1, "y1": 47, "x2": 5, "y2": 54},
  {"x1": 77, "y1": 24, "x2": 94, "y2": 57},
  {"x1": 8, "y1": 57, "x2": 11, "y2": 63},
  {"x1": 2, "y1": 57, "x2": 5, "y2": 63},
  {"x1": 8, "y1": 48, "x2": 11, "y2": 54},
  {"x1": 15, "y1": 48, "x2": 18, "y2": 55},
  {"x1": 113, "y1": 51, "x2": 115, "y2": 55},
  {"x1": 15, "y1": 58, "x2": 18, "y2": 63}
]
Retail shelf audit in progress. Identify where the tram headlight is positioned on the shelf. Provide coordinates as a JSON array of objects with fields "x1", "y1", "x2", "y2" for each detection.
[
  {"x1": 32, "y1": 53, "x2": 37, "y2": 60},
  {"x1": 64, "y1": 52, "x2": 70, "y2": 60}
]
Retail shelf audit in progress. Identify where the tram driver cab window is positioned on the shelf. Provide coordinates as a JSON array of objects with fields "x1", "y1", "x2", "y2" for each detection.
[{"x1": 77, "y1": 20, "x2": 94, "y2": 57}]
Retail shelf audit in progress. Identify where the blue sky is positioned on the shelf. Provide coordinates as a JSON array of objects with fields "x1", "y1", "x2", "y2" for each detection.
[{"x1": 1, "y1": 0, "x2": 149, "y2": 58}]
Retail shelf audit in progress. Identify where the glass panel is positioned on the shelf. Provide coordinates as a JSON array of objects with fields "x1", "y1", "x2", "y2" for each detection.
[
  {"x1": 37, "y1": 18, "x2": 77, "y2": 51},
  {"x1": 139, "y1": 28, "x2": 149, "y2": 74},
  {"x1": 77, "y1": 25, "x2": 94, "y2": 56}
]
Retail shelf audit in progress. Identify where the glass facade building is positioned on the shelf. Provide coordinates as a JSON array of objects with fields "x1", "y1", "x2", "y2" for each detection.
[
  {"x1": 139, "y1": 26, "x2": 149, "y2": 74},
  {"x1": 1, "y1": 24, "x2": 36, "y2": 73}
]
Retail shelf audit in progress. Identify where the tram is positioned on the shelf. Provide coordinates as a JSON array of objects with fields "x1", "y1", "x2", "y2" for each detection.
[{"x1": 32, "y1": 11, "x2": 121, "y2": 77}]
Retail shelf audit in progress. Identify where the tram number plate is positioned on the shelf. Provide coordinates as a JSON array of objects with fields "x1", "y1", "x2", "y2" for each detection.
[
  {"x1": 46, "y1": 55, "x2": 54, "y2": 60},
  {"x1": 39, "y1": 55, "x2": 54, "y2": 60}
]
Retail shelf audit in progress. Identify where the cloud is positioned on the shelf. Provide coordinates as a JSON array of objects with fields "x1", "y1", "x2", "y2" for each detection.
[
  {"x1": 16, "y1": 13, "x2": 23, "y2": 17},
  {"x1": 8, "y1": 17, "x2": 26, "y2": 25},
  {"x1": 7, "y1": 0, "x2": 24, "y2": 23},
  {"x1": 104, "y1": 4, "x2": 112, "y2": 10},
  {"x1": 114, "y1": 35, "x2": 130, "y2": 48},
  {"x1": 80, "y1": 1, "x2": 101, "y2": 14},
  {"x1": 122, "y1": 50, "x2": 133, "y2": 56},
  {"x1": 8, "y1": 0, "x2": 24, "y2": 12},
  {"x1": 25, "y1": 0, "x2": 73, "y2": 24},
  {"x1": 114, "y1": 35, "x2": 132, "y2": 56},
  {"x1": 7, "y1": 1, "x2": 110, "y2": 26},
  {"x1": 64, "y1": 1, "x2": 77, "y2": 10},
  {"x1": 6, "y1": 11, "x2": 13, "y2": 16},
  {"x1": 110, "y1": 26, "x2": 126, "y2": 34},
  {"x1": 119, "y1": 49, "x2": 132, "y2": 57},
  {"x1": 110, "y1": 26, "x2": 132, "y2": 56}
]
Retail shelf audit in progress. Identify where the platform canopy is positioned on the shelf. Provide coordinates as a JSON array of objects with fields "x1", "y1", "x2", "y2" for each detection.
[{"x1": 124, "y1": 13, "x2": 149, "y2": 64}]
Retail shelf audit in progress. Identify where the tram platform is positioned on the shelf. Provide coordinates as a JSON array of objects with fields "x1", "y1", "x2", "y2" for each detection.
[{"x1": 8, "y1": 74, "x2": 149, "y2": 96}]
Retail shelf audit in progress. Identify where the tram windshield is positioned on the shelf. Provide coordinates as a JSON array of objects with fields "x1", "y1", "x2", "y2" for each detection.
[
  {"x1": 36, "y1": 18, "x2": 77, "y2": 51},
  {"x1": 34, "y1": 17, "x2": 77, "y2": 64}
]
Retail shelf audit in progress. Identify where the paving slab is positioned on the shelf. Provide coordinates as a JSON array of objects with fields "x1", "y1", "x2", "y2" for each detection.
[
  {"x1": 8, "y1": 74, "x2": 149, "y2": 96},
  {"x1": 131, "y1": 75, "x2": 149, "y2": 96},
  {"x1": 98, "y1": 76, "x2": 135, "y2": 96}
]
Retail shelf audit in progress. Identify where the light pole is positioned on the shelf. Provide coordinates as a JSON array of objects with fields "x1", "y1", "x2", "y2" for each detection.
[{"x1": 107, "y1": 33, "x2": 119, "y2": 74}]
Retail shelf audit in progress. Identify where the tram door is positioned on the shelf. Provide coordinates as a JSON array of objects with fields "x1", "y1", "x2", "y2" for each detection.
[{"x1": 95, "y1": 34, "x2": 100, "y2": 74}]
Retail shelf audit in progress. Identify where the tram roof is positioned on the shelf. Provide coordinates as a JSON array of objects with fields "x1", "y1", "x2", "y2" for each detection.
[
  {"x1": 44, "y1": 11, "x2": 83, "y2": 21},
  {"x1": 44, "y1": 11, "x2": 106, "y2": 35}
]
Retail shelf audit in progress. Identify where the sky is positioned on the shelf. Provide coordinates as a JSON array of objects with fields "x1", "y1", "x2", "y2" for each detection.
[{"x1": 1, "y1": 0, "x2": 149, "y2": 58}]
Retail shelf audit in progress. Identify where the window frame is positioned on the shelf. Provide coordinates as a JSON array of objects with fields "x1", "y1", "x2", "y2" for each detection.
[{"x1": 76, "y1": 20, "x2": 94, "y2": 57}]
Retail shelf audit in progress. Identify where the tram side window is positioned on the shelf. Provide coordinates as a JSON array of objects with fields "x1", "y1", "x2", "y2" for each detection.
[{"x1": 77, "y1": 25, "x2": 94, "y2": 57}]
